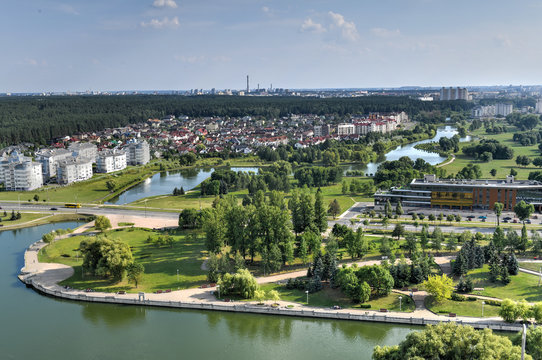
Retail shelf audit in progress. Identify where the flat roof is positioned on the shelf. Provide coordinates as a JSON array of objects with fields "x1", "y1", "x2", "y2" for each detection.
[{"x1": 411, "y1": 178, "x2": 542, "y2": 189}]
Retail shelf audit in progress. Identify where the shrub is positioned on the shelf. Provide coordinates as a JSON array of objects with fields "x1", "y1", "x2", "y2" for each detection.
[
  {"x1": 359, "y1": 304, "x2": 371, "y2": 309},
  {"x1": 450, "y1": 293, "x2": 466, "y2": 302}
]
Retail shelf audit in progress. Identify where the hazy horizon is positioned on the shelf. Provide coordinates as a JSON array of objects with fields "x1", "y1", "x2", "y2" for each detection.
[{"x1": 3, "y1": 0, "x2": 542, "y2": 93}]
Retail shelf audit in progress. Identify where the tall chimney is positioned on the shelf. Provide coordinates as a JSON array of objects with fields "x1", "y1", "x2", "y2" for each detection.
[{"x1": 246, "y1": 75, "x2": 249, "y2": 93}]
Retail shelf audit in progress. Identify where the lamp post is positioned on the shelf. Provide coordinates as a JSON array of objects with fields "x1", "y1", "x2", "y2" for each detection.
[
  {"x1": 482, "y1": 301, "x2": 485, "y2": 318},
  {"x1": 217, "y1": 285, "x2": 220, "y2": 299},
  {"x1": 399, "y1": 296, "x2": 403, "y2": 312},
  {"x1": 305, "y1": 290, "x2": 309, "y2": 305},
  {"x1": 522, "y1": 324, "x2": 527, "y2": 360},
  {"x1": 177, "y1": 269, "x2": 179, "y2": 282}
]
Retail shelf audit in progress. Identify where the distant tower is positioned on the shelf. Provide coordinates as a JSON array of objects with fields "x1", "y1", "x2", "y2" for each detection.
[{"x1": 246, "y1": 75, "x2": 249, "y2": 93}]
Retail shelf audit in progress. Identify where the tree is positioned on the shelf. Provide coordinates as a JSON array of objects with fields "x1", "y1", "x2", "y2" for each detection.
[
  {"x1": 490, "y1": 168, "x2": 497, "y2": 177},
  {"x1": 254, "y1": 289, "x2": 266, "y2": 304},
  {"x1": 392, "y1": 223, "x2": 405, "y2": 241},
  {"x1": 516, "y1": 224, "x2": 529, "y2": 253},
  {"x1": 105, "y1": 180, "x2": 116, "y2": 192},
  {"x1": 373, "y1": 323, "x2": 528, "y2": 360},
  {"x1": 428, "y1": 213, "x2": 436, "y2": 223},
  {"x1": 493, "y1": 202, "x2": 504, "y2": 227},
  {"x1": 404, "y1": 232, "x2": 417, "y2": 256},
  {"x1": 328, "y1": 199, "x2": 341, "y2": 219},
  {"x1": 493, "y1": 226, "x2": 506, "y2": 252},
  {"x1": 345, "y1": 228, "x2": 368, "y2": 259},
  {"x1": 510, "y1": 168, "x2": 518, "y2": 176},
  {"x1": 268, "y1": 289, "x2": 281, "y2": 304},
  {"x1": 126, "y1": 262, "x2": 144, "y2": 288},
  {"x1": 422, "y1": 274, "x2": 453, "y2": 302},
  {"x1": 381, "y1": 216, "x2": 389, "y2": 229},
  {"x1": 80, "y1": 236, "x2": 133, "y2": 281},
  {"x1": 33, "y1": 194, "x2": 39, "y2": 202},
  {"x1": 358, "y1": 281, "x2": 371, "y2": 304},
  {"x1": 178, "y1": 209, "x2": 202, "y2": 229},
  {"x1": 514, "y1": 200, "x2": 535, "y2": 223},
  {"x1": 42, "y1": 232, "x2": 55, "y2": 243},
  {"x1": 202, "y1": 207, "x2": 226, "y2": 253},
  {"x1": 513, "y1": 326, "x2": 542, "y2": 360},
  {"x1": 313, "y1": 188, "x2": 327, "y2": 233},
  {"x1": 385, "y1": 200, "x2": 393, "y2": 218},
  {"x1": 532, "y1": 303, "x2": 542, "y2": 323},
  {"x1": 499, "y1": 299, "x2": 521, "y2": 323},
  {"x1": 395, "y1": 201, "x2": 403, "y2": 216},
  {"x1": 445, "y1": 214, "x2": 454, "y2": 224},
  {"x1": 218, "y1": 269, "x2": 258, "y2": 299},
  {"x1": 431, "y1": 226, "x2": 443, "y2": 252},
  {"x1": 94, "y1": 216, "x2": 112, "y2": 232}
]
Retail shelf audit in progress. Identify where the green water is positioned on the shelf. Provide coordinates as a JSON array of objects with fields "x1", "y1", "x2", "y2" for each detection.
[{"x1": 1, "y1": 223, "x2": 419, "y2": 360}]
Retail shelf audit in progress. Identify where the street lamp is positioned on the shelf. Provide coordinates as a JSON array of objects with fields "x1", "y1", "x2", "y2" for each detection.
[
  {"x1": 177, "y1": 269, "x2": 179, "y2": 282},
  {"x1": 399, "y1": 296, "x2": 403, "y2": 312},
  {"x1": 217, "y1": 285, "x2": 220, "y2": 299},
  {"x1": 305, "y1": 290, "x2": 309, "y2": 304},
  {"x1": 482, "y1": 301, "x2": 485, "y2": 318}
]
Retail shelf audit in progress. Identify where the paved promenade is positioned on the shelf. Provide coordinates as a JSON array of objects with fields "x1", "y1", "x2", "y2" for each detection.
[{"x1": 18, "y1": 221, "x2": 525, "y2": 333}]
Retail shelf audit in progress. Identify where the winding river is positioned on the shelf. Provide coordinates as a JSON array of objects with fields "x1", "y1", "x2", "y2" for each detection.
[{"x1": 2, "y1": 222, "x2": 417, "y2": 359}]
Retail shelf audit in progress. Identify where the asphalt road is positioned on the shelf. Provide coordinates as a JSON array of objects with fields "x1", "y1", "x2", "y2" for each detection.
[{"x1": 0, "y1": 202, "x2": 179, "y2": 220}]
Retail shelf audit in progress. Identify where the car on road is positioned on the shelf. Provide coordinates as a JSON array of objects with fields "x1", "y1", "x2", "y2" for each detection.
[
  {"x1": 526, "y1": 219, "x2": 532, "y2": 224},
  {"x1": 50, "y1": 207, "x2": 58, "y2": 211},
  {"x1": 502, "y1": 219, "x2": 509, "y2": 223},
  {"x1": 513, "y1": 219, "x2": 518, "y2": 223},
  {"x1": 503, "y1": 217, "x2": 512, "y2": 221},
  {"x1": 466, "y1": 215, "x2": 475, "y2": 219}
]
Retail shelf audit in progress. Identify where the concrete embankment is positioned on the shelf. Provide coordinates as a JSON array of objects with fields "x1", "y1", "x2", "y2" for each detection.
[{"x1": 19, "y1": 239, "x2": 524, "y2": 333}]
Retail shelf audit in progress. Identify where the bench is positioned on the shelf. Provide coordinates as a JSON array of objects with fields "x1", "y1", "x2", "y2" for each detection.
[
  {"x1": 156, "y1": 290, "x2": 163, "y2": 294},
  {"x1": 411, "y1": 288, "x2": 418, "y2": 292},
  {"x1": 449, "y1": 313, "x2": 456, "y2": 318},
  {"x1": 117, "y1": 291, "x2": 126, "y2": 295},
  {"x1": 165, "y1": 289, "x2": 171, "y2": 293},
  {"x1": 379, "y1": 308, "x2": 388, "y2": 313}
]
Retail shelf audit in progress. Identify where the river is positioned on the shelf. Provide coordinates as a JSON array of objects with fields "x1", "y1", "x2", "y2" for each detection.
[
  {"x1": 344, "y1": 125, "x2": 472, "y2": 175},
  {"x1": 1, "y1": 222, "x2": 418, "y2": 359}
]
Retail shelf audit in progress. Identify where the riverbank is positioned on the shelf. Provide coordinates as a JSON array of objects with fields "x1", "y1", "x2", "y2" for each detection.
[{"x1": 19, "y1": 235, "x2": 524, "y2": 332}]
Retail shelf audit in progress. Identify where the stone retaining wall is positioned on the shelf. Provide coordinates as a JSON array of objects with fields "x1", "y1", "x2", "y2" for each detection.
[{"x1": 23, "y1": 277, "x2": 522, "y2": 332}]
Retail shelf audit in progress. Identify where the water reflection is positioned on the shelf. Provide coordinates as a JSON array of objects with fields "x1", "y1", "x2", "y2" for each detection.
[
  {"x1": 107, "y1": 167, "x2": 259, "y2": 205},
  {"x1": 81, "y1": 303, "x2": 147, "y2": 328}
]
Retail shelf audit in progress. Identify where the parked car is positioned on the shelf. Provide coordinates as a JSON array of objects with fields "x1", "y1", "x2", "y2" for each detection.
[
  {"x1": 526, "y1": 220, "x2": 532, "y2": 224},
  {"x1": 502, "y1": 219, "x2": 509, "y2": 223},
  {"x1": 533, "y1": 215, "x2": 539, "y2": 219},
  {"x1": 467, "y1": 215, "x2": 475, "y2": 219},
  {"x1": 503, "y1": 217, "x2": 512, "y2": 221},
  {"x1": 513, "y1": 219, "x2": 518, "y2": 223},
  {"x1": 50, "y1": 207, "x2": 58, "y2": 211}
]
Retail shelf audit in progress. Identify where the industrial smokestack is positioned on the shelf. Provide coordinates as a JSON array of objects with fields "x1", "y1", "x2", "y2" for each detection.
[{"x1": 246, "y1": 75, "x2": 249, "y2": 93}]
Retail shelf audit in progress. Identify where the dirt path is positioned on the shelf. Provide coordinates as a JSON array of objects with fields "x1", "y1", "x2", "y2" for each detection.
[{"x1": 437, "y1": 154, "x2": 455, "y2": 168}]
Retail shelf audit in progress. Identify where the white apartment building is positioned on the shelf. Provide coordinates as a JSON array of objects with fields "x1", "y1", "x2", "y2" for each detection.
[
  {"x1": 68, "y1": 142, "x2": 98, "y2": 163},
  {"x1": 440, "y1": 87, "x2": 469, "y2": 101},
  {"x1": 35, "y1": 148, "x2": 72, "y2": 181},
  {"x1": 0, "y1": 152, "x2": 43, "y2": 191},
  {"x1": 56, "y1": 157, "x2": 93, "y2": 185},
  {"x1": 337, "y1": 123, "x2": 356, "y2": 136},
  {"x1": 125, "y1": 140, "x2": 150, "y2": 166},
  {"x1": 96, "y1": 149, "x2": 127, "y2": 173},
  {"x1": 495, "y1": 103, "x2": 513, "y2": 116},
  {"x1": 536, "y1": 99, "x2": 542, "y2": 114},
  {"x1": 313, "y1": 124, "x2": 330, "y2": 137}
]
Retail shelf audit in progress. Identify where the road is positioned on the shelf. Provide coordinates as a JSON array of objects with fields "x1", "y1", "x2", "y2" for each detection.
[{"x1": 0, "y1": 202, "x2": 179, "y2": 220}]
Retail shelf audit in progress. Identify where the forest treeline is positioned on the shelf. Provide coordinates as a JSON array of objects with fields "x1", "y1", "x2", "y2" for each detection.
[{"x1": 0, "y1": 95, "x2": 472, "y2": 145}]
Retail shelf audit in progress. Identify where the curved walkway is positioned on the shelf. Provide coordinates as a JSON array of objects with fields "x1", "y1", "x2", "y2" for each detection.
[
  {"x1": 18, "y1": 228, "x2": 523, "y2": 332},
  {"x1": 437, "y1": 154, "x2": 455, "y2": 168}
]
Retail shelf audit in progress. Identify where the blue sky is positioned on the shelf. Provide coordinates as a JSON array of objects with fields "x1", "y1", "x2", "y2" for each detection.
[{"x1": 1, "y1": 0, "x2": 542, "y2": 92}]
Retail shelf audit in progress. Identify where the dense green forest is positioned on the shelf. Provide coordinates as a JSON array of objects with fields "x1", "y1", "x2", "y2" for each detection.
[{"x1": 0, "y1": 95, "x2": 472, "y2": 145}]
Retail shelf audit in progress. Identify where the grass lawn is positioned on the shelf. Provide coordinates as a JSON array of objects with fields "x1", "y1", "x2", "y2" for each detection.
[
  {"x1": 425, "y1": 296, "x2": 501, "y2": 317},
  {"x1": 519, "y1": 262, "x2": 542, "y2": 273},
  {"x1": 443, "y1": 124, "x2": 540, "y2": 179},
  {"x1": 129, "y1": 178, "x2": 371, "y2": 212},
  {"x1": 466, "y1": 265, "x2": 542, "y2": 302},
  {"x1": 39, "y1": 227, "x2": 207, "y2": 293},
  {"x1": 0, "y1": 212, "x2": 50, "y2": 227},
  {"x1": 259, "y1": 283, "x2": 415, "y2": 312}
]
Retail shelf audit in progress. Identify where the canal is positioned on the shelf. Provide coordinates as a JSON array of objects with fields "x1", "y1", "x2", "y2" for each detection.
[{"x1": 1, "y1": 222, "x2": 418, "y2": 359}]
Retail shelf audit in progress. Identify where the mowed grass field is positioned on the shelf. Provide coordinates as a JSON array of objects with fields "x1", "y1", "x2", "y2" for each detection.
[
  {"x1": 259, "y1": 283, "x2": 415, "y2": 312},
  {"x1": 466, "y1": 264, "x2": 542, "y2": 302},
  {"x1": 129, "y1": 179, "x2": 372, "y2": 213},
  {"x1": 38, "y1": 228, "x2": 207, "y2": 293},
  {"x1": 442, "y1": 124, "x2": 540, "y2": 179},
  {"x1": 425, "y1": 296, "x2": 501, "y2": 318}
]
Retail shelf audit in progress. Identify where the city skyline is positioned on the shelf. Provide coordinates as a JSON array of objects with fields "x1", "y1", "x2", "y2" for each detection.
[{"x1": 2, "y1": 0, "x2": 542, "y2": 93}]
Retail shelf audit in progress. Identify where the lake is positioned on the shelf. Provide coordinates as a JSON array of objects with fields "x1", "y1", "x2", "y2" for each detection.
[{"x1": 1, "y1": 222, "x2": 419, "y2": 360}]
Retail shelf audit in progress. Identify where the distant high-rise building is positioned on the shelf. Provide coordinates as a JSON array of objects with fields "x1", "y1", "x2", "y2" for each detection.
[
  {"x1": 440, "y1": 87, "x2": 469, "y2": 101},
  {"x1": 536, "y1": 99, "x2": 542, "y2": 114},
  {"x1": 495, "y1": 103, "x2": 513, "y2": 116},
  {"x1": 313, "y1": 124, "x2": 330, "y2": 137},
  {"x1": 125, "y1": 140, "x2": 150, "y2": 166}
]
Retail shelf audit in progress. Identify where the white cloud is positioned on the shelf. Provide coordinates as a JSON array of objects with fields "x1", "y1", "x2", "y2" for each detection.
[
  {"x1": 262, "y1": 6, "x2": 270, "y2": 13},
  {"x1": 174, "y1": 55, "x2": 205, "y2": 63},
  {"x1": 371, "y1": 27, "x2": 401, "y2": 38},
  {"x1": 300, "y1": 18, "x2": 326, "y2": 34},
  {"x1": 141, "y1": 16, "x2": 180, "y2": 29},
  {"x1": 328, "y1": 11, "x2": 358, "y2": 41},
  {"x1": 153, "y1": 0, "x2": 178, "y2": 8},
  {"x1": 58, "y1": 4, "x2": 79, "y2": 15}
]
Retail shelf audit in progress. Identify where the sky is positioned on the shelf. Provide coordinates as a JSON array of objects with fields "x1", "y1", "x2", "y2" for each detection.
[{"x1": 1, "y1": 0, "x2": 542, "y2": 92}]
